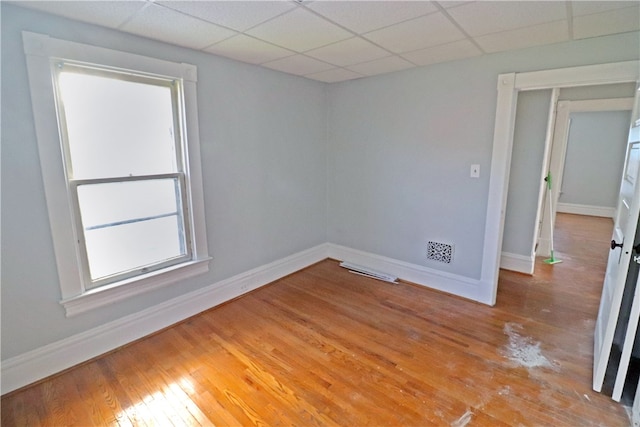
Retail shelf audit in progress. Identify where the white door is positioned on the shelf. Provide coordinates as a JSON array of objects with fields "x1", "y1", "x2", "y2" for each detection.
[
  {"x1": 594, "y1": 84, "x2": 640, "y2": 393},
  {"x1": 612, "y1": 271, "x2": 640, "y2": 400}
]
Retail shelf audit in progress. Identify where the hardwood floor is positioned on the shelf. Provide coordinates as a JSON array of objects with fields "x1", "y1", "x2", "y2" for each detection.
[{"x1": 2, "y1": 213, "x2": 629, "y2": 426}]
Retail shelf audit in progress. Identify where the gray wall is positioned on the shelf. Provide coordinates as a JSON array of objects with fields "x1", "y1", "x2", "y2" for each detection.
[
  {"x1": 503, "y1": 90, "x2": 552, "y2": 256},
  {"x1": 1, "y1": 4, "x2": 327, "y2": 360},
  {"x1": 559, "y1": 110, "x2": 632, "y2": 207},
  {"x1": 327, "y1": 33, "x2": 639, "y2": 278},
  {"x1": 2, "y1": 2, "x2": 640, "y2": 362},
  {"x1": 559, "y1": 83, "x2": 637, "y2": 101}
]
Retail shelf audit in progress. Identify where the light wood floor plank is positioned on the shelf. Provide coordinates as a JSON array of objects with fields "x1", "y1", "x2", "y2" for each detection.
[{"x1": 1, "y1": 213, "x2": 630, "y2": 426}]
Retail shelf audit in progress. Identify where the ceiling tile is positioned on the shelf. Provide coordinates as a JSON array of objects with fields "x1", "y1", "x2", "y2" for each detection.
[
  {"x1": 10, "y1": 0, "x2": 638, "y2": 84},
  {"x1": 306, "y1": 1, "x2": 437, "y2": 34},
  {"x1": 364, "y1": 12, "x2": 466, "y2": 54},
  {"x1": 437, "y1": 1, "x2": 474, "y2": 9},
  {"x1": 347, "y1": 56, "x2": 415, "y2": 77},
  {"x1": 401, "y1": 39, "x2": 481, "y2": 66},
  {"x1": 573, "y1": 6, "x2": 640, "y2": 40},
  {"x1": 157, "y1": 1, "x2": 296, "y2": 32},
  {"x1": 305, "y1": 37, "x2": 390, "y2": 67},
  {"x1": 572, "y1": 1, "x2": 637, "y2": 17},
  {"x1": 12, "y1": 0, "x2": 147, "y2": 28},
  {"x1": 474, "y1": 20, "x2": 569, "y2": 54},
  {"x1": 121, "y1": 3, "x2": 237, "y2": 50},
  {"x1": 446, "y1": 1, "x2": 567, "y2": 37},
  {"x1": 262, "y1": 54, "x2": 336, "y2": 76},
  {"x1": 204, "y1": 34, "x2": 294, "y2": 65},
  {"x1": 306, "y1": 68, "x2": 364, "y2": 83},
  {"x1": 246, "y1": 8, "x2": 352, "y2": 52}
]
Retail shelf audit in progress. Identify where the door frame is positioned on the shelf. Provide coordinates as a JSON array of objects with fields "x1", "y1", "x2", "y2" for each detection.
[
  {"x1": 481, "y1": 60, "x2": 640, "y2": 305},
  {"x1": 536, "y1": 97, "x2": 635, "y2": 259}
]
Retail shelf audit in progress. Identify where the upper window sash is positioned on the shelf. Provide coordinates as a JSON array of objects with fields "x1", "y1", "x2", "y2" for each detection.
[{"x1": 51, "y1": 62, "x2": 185, "y2": 180}]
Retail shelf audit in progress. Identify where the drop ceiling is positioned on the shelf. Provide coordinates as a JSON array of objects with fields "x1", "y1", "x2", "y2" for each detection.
[{"x1": 10, "y1": 1, "x2": 640, "y2": 83}]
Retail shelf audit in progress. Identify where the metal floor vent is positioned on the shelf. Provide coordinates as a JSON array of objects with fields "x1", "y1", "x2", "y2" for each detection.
[
  {"x1": 427, "y1": 241, "x2": 454, "y2": 264},
  {"x1": 339, "y1": 262, "x2": 398, "y2": 284}
]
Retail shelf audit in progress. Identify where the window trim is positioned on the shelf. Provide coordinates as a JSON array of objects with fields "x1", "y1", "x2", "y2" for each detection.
[
  {"x1": 53, "y1": 63, "x2": 193, "y2": 288},
  {"x1": 23, "y1": 31, "x2": 211, "y2": 317}
]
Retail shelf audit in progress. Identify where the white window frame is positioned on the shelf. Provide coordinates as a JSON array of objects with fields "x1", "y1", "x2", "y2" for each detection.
[{"x1": 23, "y1": 31, "x2": 211, "y2": 317}]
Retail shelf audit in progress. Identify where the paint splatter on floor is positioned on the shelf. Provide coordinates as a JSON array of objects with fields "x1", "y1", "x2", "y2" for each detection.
[
  {"x1": 451, "y1": 410, "x2": 473, "y2": 427},
  {"x1": 498, "y1": 385, "x2": 511, "y2": 396},
  {"x1": 502, "y1": 323, "x2": 558, "y2": 370}
]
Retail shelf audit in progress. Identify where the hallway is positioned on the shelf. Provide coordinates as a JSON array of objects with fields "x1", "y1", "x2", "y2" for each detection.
[{"x1": 500, "y1": 212, "x2": 613, "y2": 329}]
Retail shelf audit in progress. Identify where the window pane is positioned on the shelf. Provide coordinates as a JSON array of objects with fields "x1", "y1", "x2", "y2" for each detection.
[
  {"x1": 58, "y1": 70, "x2": 178, "y2": 179},
  {"x1": 77, "y1": 179, "x2": 180, "y2": 229},
  {"x1": 76, "y1": 179, "x2": 187, "y2": 282},
  {"x1": 84, "y1": 216, "x2": 184, "y2": 282}
]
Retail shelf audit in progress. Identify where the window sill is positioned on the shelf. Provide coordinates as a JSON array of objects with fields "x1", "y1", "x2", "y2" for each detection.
[{"x1": 60, "y1": 258, "x2": 211, "y2": 317}]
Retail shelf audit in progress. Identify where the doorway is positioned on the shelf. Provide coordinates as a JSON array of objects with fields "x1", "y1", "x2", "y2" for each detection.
[
  {"x1": 535, "y1": 97, "x2": 634, "y2": 265},
  {"x1": 481, "y1": 60, "x2": 639, "y2": 306},
  {"x1": 499, "y1": 87, "x2": 634, "y2": 276}
]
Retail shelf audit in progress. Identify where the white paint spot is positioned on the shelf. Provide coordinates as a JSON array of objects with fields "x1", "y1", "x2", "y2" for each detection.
[
  {"x1": 502, "y1": 323, "x2": 558, "y2": 370},
  {"x1": 583, "y1": 394, "x2": 591, "y2": 401},
  {"x1": 451, "y1": 410, "x2": 473, "y2": 427},
  {"x1": 498, "y1": 386, "x2": 511, "y2": 396}
]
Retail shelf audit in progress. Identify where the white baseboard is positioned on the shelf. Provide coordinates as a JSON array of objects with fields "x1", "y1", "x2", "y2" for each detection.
[
  {"x1": 500, "y1": 252, "x2": 535, "y2": 275},
  {"x1": 1, "y1": 244, "x2": 329, "y2": 395},
  {"x1": 327, "y1": 244, "x2": 490, "y2": 305},
  {"x1": 556, "y1": 202, "x2": 615, "y2": 218}
]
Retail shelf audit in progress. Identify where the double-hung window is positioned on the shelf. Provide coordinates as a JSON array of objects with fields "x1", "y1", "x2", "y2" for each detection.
[
  {"x1": 56, "y1": 64, "x2": 191, "y2": 288},
  {"x1": 23, "y1": 32, "x2": 210, "y2": 316}
]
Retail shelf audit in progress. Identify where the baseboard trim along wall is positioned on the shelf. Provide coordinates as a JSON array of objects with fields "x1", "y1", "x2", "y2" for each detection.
[
  {"x1": 556, "y1": 202, "x2": 616, "y2": 218},
  {"x1": 1, "y1": 244, "x2": 330, "y2": 395},
  {"x1": 500, "y1": 251, "x2": 535, "y2": 275},
  {"x1": 327, "y1": 244, "x2": 486, "y2": 304},
  {"x1": 2, "y1": 243, "x2": 489, "y2": 395}
]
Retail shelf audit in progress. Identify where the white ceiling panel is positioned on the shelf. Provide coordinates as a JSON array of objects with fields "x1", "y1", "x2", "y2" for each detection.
[
  {"x1": 306, "y1": 68, "x2": 364, "y2": 83},
  {"x1": 475, "y1": 20, "x2": 569, "y2": 53},
  {"x1": 307, "y1": 1, "x2": 438, "y2": 35},
  {"x1": 157, "y1": 1, "x2": 295, "y2": 32},
  {"x1": 364, "y1": 12, "x2": 466, "y2": 54},
  {"x1": 401, "y1": 39, "x2": 481, "y2": 66},
  {"x1": 572, "y1": 1, "x2": 637, "y2": 17},
  {"x1": 13, "y1": 0, "x2": 147, "y2": 28},
  {"x1": 305, "y1": 37, "x2": 390, "y2": 67},
  {"x1": 262, "y1": 54, "x2": 336, "y2": 76},
  {"x1": 573, "y1": 6, "x2": 640, "y2": 40},
  {"x1": 347, "y1": 55, "x2": 415, "y2": 77},
  {"x1": 8, "y1": 1, "x2": 640, "y2": 83},
  {"x1": 246, "y1": 7, "x2": 352, "y2": 53},
  {"x1": 446, "y1": 1, "x2": 567, "y2": 37},
  {"x1": 121, "y1": 3, "x2": 237, "y2": 50},
  {"x1": 437, "y1": 1, "x2": 474, "y2": 9},
  {"x1": 204, "y1": 34, "x2": 294, "y2": 65}
]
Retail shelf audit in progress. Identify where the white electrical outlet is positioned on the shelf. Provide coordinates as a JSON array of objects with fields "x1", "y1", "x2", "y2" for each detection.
[{"x1": 470, "y1": 164, "x2": 480, "y2": 178}]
